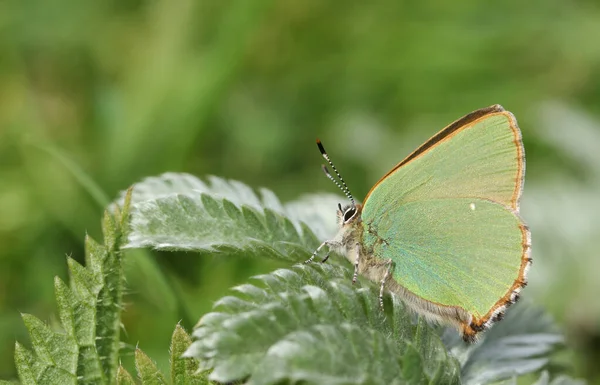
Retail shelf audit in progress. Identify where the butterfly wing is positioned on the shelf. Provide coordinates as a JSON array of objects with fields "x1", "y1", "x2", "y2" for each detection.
[
  {"x1": 363, "y1": 105, "x2": 524, "y2": 210},
  {"x1": 362, "y1": 198, "x2": 529, "y2": 320},
  {"x1": 360, "y1": 105, "x2": 530, "y2": 327}
]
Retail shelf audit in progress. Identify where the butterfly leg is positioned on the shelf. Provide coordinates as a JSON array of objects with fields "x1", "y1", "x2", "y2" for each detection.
[
  {"x1": 352, "y1": 243, "x2": 360, "y2": 284},
  {"x1": 304, "y1": 240, "x2": 328, "y2": 264},
  {"x1": 379, "y1": 259, "x2": 394, "y2": 309},
  {"x1": 305, "y1": 240, "x2": 340, "y2": 264}
]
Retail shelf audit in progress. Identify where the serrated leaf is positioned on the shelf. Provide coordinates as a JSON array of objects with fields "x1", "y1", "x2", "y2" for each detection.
[
  {"x1": 53, "y1": 278, "x2": 77, "y2": 337},
  {"x1": 170, "y1": 324, "x2": 209, "y2": 385},
  {"x1": 119, "y1": 186, "x2": 134, "y2": 237},
  {"x1": 249, "y1": 324, "x2": 404, "y2": 385},
  {"x1": 15, "y1": 336, "x2": 76, "y2": 385},
  {"x1": 115, "y1": 173, "x2": 283, "y2": 213},
  {"x1": 135, "y1": 349, "x2": 168, "y2": 385},
  {"x1": 13, "y1": 189, "x2": 133, "y2": 384},
  {"x1": 54, "y1": 277, "x2": 104, "y2": 384},
  {"x1": 54, "y1": 277, "x2": 95, "y2": 347},
  {"x1": 185, "y1": 263, "x2": 460, "y2": 384},
  {"x1": 117, "y1": 366, "x2": 136, "y2": 385},
  {"x1": 118, "y1": 173, "x2": 343, "y2": 249},
  {"x1": 35, "y1": 366, "x2": 76, "y2": 385},
  {"x1": 445, "y1": 300, "x2": 564, "y2": 385},
  {"x1": 103, "y1": 209, "x2": 118, "y2": 251},
  {"x1": 21, "y1": 314, "x2": 78, "y2": 374},
  {"x1": 67, "y1": 257, "x2": 101, "y2": 301},
  {"x1": 124, "y1": 192, "x2": 318, "y2": 261},
  {"x1": 14, "y1": 342, "x2": 43, "y2": 385}
]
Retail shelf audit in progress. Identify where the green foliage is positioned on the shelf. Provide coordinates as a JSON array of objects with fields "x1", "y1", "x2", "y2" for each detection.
[
  {"x1": 3, "y1": 1, "x2": 600, "y2": 381},
  {"x1": 116, "y1": 367, "x2": 136, "y2": 385},
  {"x1": 445, "y1": 302, "x2": 564, "y2": 383},
  {"x1": 12, "y1": 188, "x2": 132, "y2": 385},
  {"x1": 185, "y1": 263, "x2": 459, "y2": 384},
  {"x1": 5, "y1": 172, "x2": 584, "y2": 384},
  {"x1": 170, "y1": 324, "x2": 209, "y2": 385},
  {"x1": 116, "y1": 325, "x2": 209, "y2": 385},
  {"x1": 119, "y1": 172, "x2": 343, "y2": 243},
  {"x1": 124, "y1": 173, "x2": 574, "y2": 385},
  {"x1": 121, "y1": 173, "x2": 347, "y2": 262}
]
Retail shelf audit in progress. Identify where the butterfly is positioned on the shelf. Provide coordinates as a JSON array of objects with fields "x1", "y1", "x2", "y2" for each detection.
[{"x1": 306, "y1": 105, "x2": 531, "y2": 342}]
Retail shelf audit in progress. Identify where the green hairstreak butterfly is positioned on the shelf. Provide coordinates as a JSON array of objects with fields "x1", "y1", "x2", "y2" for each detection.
[{"x1": 307, "y1": 105, "x2": 531, "y2": 342}]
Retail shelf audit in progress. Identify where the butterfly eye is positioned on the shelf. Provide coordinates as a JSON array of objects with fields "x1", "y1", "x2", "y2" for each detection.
[{"x1": 343, "y1": 207, "x2": 357, "y2": 222}]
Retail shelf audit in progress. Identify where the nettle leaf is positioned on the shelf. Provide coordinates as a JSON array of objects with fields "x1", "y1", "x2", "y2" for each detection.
[
  {"x1": 121, "y1": 173, "x2": 342, "y2": 252},
  {"x1": 117, "y1": 324, "x2": 209, "y2": 385},
  {"x1": 184, "y1": 263, "x2": 460, "y2": 385},
  {"x1": 444, "y1": 300, "x2": 565, "y2": 385},
  {"x1": 13, "y1": 188, "x2": 133, "y2": 385},
  {"x1": 116, "y1": 366, "x2": 136, "y2": 385},
  {"x1": 170, "y1": 324, "x2": 210, "y2": 385},
  {"x1": 135, "y1": 349, "x2": 168, "y2": 385}
]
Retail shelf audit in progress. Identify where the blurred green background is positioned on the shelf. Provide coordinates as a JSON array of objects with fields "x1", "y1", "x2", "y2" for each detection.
[{"x1": 2, "y1": 0, "x2": 600, "y2": 382}]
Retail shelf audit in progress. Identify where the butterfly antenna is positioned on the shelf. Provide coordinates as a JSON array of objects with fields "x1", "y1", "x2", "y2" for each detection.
[{"x1": 316, "y1": 139, "x2": 356, "y2": 206}]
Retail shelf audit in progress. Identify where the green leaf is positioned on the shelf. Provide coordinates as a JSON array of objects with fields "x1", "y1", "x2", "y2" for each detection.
[
  {"x1": 121, "y1": 173, "x2": 343, "y2": 251},
  {"x1": 125, "y1": 189, "x2": 319, "y2": 261},
  {"x1": 248, "y1": 324, "x2": 405, "y2": 385},
  {"x1": 444, "y1": 300, "x2": 564, "y2": 385},
  {"x1": 13, "y1": 188, "x2": 133, "y2": 384},
  {"x1": 128, "y1": 324, "x2": 209, "y2": 385},
  {"x1": 119, "y1": 186, "x2": 134, "y2": 238},
  {"x1": 20, "y1": 314, "x2": 77, "y2": 378},
  {"x1": 185, "y1": 263, "x2": 460, "y2": 384},
  {"x1": 14, "y1": 342, "x2": 43, "y2": 385},
  {"x1": 135, "y1": 349, "x2": 168, "y2": 385},
  {"x1": 14, "y1": 339, "x2": 75, "y2": 385},
  {"x1": 117, "y1": 173, "x2": 283, "y2": 212},
  {"x1": 116, "y1": 366, "x2": 136, "y2": 385},
  {"x1": 170, "y1": 324, "x2": 209, "y2": 385}
]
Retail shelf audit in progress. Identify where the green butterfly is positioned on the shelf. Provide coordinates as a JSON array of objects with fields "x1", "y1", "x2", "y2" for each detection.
[{"x1": 308, "y1": 105, "x2": 531, "y2": 342}]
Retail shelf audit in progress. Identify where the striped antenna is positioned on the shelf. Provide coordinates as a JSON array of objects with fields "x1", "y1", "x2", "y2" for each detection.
[{"x1": 316, "y1": 139, "x2": 356, "y2": 206}]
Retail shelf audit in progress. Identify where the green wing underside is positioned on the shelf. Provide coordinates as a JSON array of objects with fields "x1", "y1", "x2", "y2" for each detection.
[
  {"x1": 360, "y1": 113, "x2": 525, "y2": 317},
  {"x1": 363, "y1": 198, "x2": 523, "y2": 317},
  {"x1": 365, "y1": 114, "x2": 521, "y2": 209},
  {"x1": 362, "y1": 198, "x2": 523, "y2": 318}
]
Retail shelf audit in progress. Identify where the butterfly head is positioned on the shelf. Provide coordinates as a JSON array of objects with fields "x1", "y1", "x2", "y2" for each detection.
[
  {"x1": 332, "y1": 202, "x2": 364, "y2": 257},
  {"x1": 337, "y1": 202, "x2": 362, "y2": 227}
]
